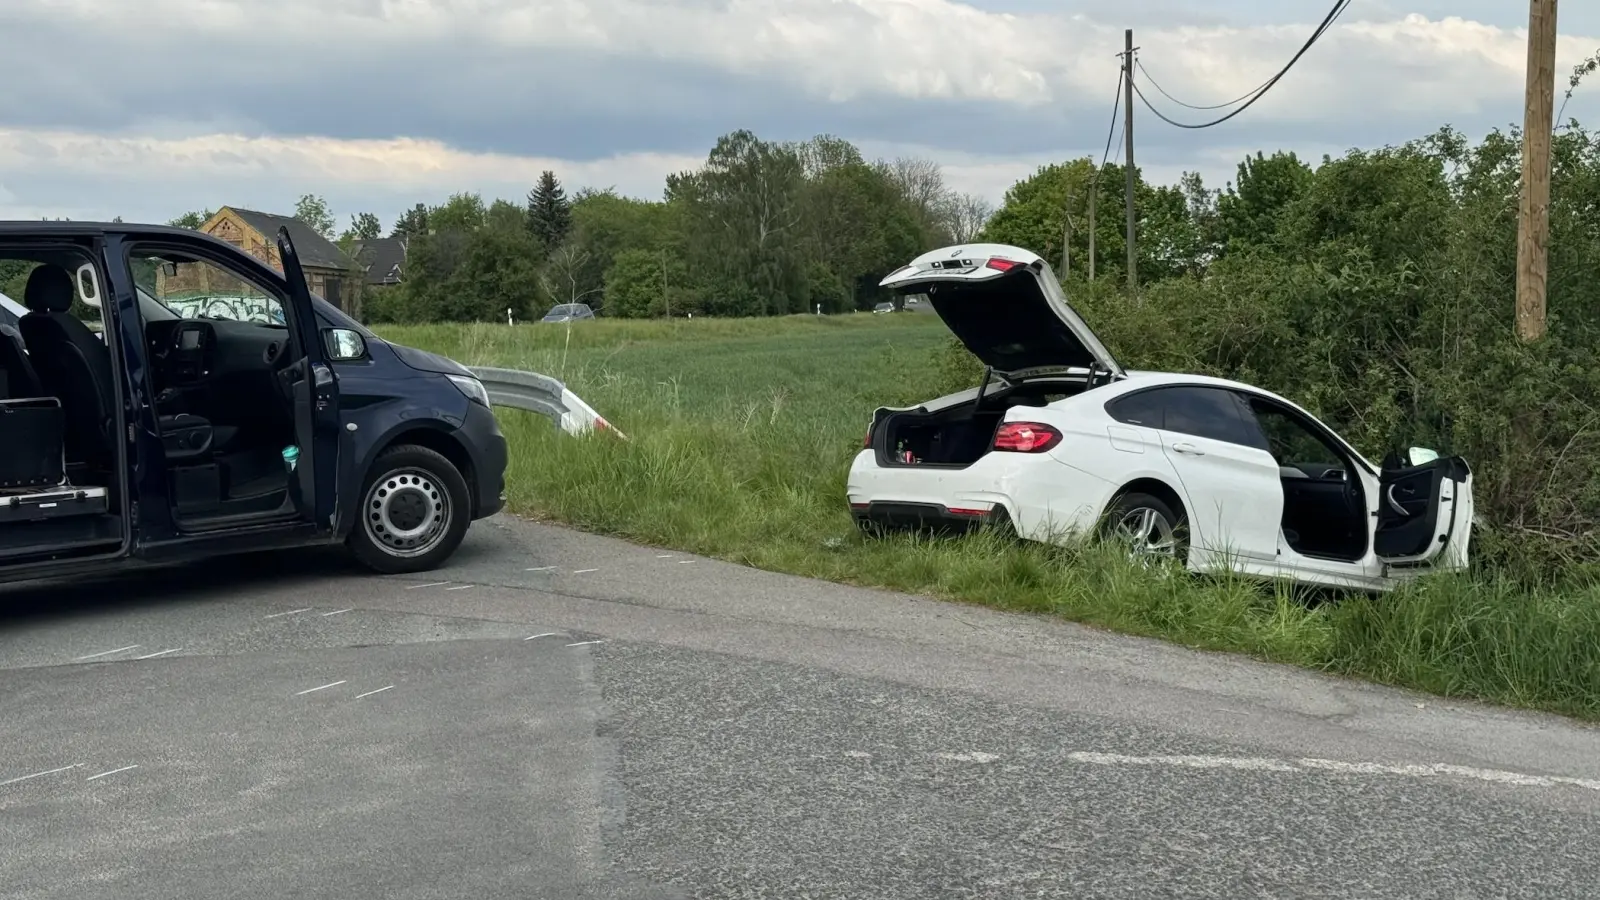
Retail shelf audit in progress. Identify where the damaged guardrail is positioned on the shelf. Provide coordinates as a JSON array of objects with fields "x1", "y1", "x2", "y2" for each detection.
[{"x1": 468, "y1": 367, "x2": 627, "y2": 440}]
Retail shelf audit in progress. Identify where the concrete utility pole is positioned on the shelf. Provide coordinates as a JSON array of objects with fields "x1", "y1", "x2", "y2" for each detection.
[
  {"x1": 1059, "y1": 185, "x2": 1074, "y2": 279},
  {"x1": 1123, "y1": 28, "x2": 1138, "y2": 299},
  {"x1": 1087, "y1": 177, "x2": 1097, "y2": 281},
  {"x1": 1516, "y1": 0, "x2": 1558, "y2": 342}
]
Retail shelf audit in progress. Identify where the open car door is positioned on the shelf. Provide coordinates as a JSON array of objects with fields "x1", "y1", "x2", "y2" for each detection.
[
  {"x1": 275, "y1": 227, "x2": 341, "y2": 532},
  {"x1": 1374, "y1": 450, "x2": 1473, "y2": 574}
]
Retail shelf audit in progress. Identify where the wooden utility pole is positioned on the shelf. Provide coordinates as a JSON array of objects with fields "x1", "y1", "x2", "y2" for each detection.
[
  {"x1": 1516, "y1": 0, "x2": 1558, "y2": 342},
  {"x1": 1123, "y1": 29, "x2": 1138, "y2": 298},
  {"x1": 661, "y1": 247, "x2": 670, "y2": 319}
]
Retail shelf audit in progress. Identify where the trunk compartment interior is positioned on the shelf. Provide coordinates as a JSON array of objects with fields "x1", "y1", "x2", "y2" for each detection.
[{"x1": 877, "y1": 379, "x2": 1088, "y2": 468}]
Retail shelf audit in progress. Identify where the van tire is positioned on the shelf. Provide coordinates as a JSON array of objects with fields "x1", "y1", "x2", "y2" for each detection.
[{"x1": 347, "y1": 444, "x2": 472, "y2": 575}]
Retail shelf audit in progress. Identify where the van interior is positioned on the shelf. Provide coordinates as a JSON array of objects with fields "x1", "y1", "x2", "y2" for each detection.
[
  {"x1": 0, "y1": 250, "x2": 124, "y2": 563},
  {"x1": 0, "y1": 246, "x2": 305, "y2": 564},
  {"x1": 130, "y1": 248, "x2": 303, "y2": 530}
]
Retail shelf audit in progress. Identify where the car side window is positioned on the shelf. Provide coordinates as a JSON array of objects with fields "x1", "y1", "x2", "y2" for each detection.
[
  {"x1": 1104, "y1": 389, "x2": 1169, "y2": 429},
  {"x1": 1143, "y1": 386, "x2": 1258, "y2": 446},
  {"x1": 130, "y1": 252, "x2": 287, "y2": 326},
  {"x1": 1240, "y1": 397, "x2": 1345, "y2": 471}
]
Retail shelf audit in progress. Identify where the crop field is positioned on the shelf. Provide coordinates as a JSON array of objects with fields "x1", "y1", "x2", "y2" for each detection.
[{"x1": 380, "y1": 315, "x2": 1600, "y2": 721}]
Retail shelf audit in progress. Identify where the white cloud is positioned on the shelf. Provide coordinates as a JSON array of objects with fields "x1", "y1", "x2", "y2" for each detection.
[
  {"x1": 0, "y1": 128, "x2": 699, "y2": 224},
  {"x1": 19, "y1": 1, "x2": 1595, "y2": 114},
  {"x1": 0, "y1": 1, "x2": 1595, "y2": 222}
]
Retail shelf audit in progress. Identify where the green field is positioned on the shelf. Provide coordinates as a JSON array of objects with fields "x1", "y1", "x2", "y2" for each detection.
[{"x1": 379, "y1": 316, "x2": 1600, "y2": 721}]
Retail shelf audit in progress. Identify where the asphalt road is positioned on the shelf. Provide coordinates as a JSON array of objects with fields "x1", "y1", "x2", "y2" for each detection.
[{"x1": 5, "y1": 515, "x2": 1600, "y2": 898}]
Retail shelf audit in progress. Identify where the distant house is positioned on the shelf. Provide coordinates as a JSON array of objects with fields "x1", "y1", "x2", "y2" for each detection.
[
  {"x1": 348, "y1": 236, "x2": 408, "y2": 287},
  {"x1": 198, "y1": 207, "x2": 357, "y2": 311}
]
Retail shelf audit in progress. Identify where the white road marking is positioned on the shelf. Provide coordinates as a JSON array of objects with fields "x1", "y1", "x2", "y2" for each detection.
[
  {"x1": 525, "y1": 566, "x2": 556, "y2": 572},
  {"x1": 73, "y1": 645, "x2": 140, "y2": 661},
  {"x1": 445, "y1": 585, "x2": 473, "y2": 591},
  {"x1": 355, "y1": 685, "x2": 394, "y2": 699},
  {"x1": 655, "y1": 554, "x2": 674, "y2": 559},
  {"x1": 86, "y1": 765, "x2": 138, "y2": 781},
  {"x1": 572, "y1": 568, "x2": 599, "y2": 575},
  {"x1": 295, "y1": 680, "x2": 347, "y2": 696},
  {"x1": 937, "y1": 752, "x2": 1001, "y2": 763},
  {"x1": 134, "y1": 648, "x2": 182, "y2": 660},
  {"x1": 408, "y1": 581, "x2": 450, "y2": 589},
  {"x1": 320, "y1": 608, "x2": 354, "y2": 617},
  {"x1": 566, "y1": 640, "x2": 606, "y2": 647},
  {"x1": 677, "y1": 560, "x2": 695, "y2": 565},
  {"x1": 524, "y1": 632, "x2": 564, "y2": 640},
  {"x1": 264, "y1": 608, "x2": 312, "y2": 619},
  {"x1": 1067, "y1": 751, "x2": 1600, "y2": 791},
  {"x1": 0, "y1": 764, "x2": 79, "y2": 788}
]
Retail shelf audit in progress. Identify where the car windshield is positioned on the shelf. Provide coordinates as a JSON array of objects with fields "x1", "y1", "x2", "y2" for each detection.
[{"x1": 548, "y1": 305, "x2": 587, "y2": 316}]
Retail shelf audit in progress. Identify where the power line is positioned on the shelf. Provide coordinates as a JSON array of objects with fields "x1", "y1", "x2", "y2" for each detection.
[
  {"x1": 1131, "y1": 0, "x2": 1351, "y2": 130},
  {"x1": 1136, "y1": 59, "x2": 1275, "y2": 111},
  {"x1": 1098, "y1": 67, "x2": 1125, "y2": 171}
]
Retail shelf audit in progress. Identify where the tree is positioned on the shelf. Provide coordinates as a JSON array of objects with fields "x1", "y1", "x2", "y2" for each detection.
[
  {"x1": 604, "y1": 248, "x2": 689, "y2": 318},
  {"x1": 392, "y1": 204, "x2": 429, "y2": 237},
  {"x1": 941, "y1": 193, "x2": 993, "y2": 243},
  {"x1": 293, "y1": 194, "x2": 336, "y2": 239},
  {"x1": 342, "y1": 212, "x2": 382, "y2": 242},
  {"x1": 526, "y1": 171, "x2": 573, "y2": 253},
  {"x1": 540, "y1": 242, "x2": 602, "y2": 312},
  {"x1": 561, "y1": 189, "x2": 678, "y2": 309},
  {"x1": 169, "y1": 209, "x2": 213, "y2": 229},
  {"x1": 1215, "y1": 151, "x2": 1315, "y2": 254},
  {"x1": 429, "y1": 193, "x2": 488, "y2": 233},
  {"x1": 669, "y1": 129, "x2": 807, "y2": 316},
  {"x1": 795, "y1": 153, "x2": 925, "y2": 310},
  {"x1": 981, "y1": 158, "x2": 1200, "y2": 282}
]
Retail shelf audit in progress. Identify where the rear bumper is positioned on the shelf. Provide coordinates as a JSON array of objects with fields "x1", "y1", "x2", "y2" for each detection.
[
  {"x1": 845, "y1": 448, "x2": 1114, "y2": 542},
  {"x1": 849, "y1": 500, "x2": 999, "y2": 532},
  {"x1": 460, "y1": 400, "x2": 508, "y2": 519}
]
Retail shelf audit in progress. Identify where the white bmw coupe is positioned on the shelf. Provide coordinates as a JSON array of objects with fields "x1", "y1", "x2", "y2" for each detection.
[{"x1": 848, "y1": 243, "x2": 1473, "y2": 593}]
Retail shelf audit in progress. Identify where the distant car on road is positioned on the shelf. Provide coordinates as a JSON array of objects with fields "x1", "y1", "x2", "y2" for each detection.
[
  {"x1": 849, "y1": 242, "x2": 1474, "y2": 594},
  {"x1": 542, "y1": 303, "x2": 595, "y2": 323},
  {"x1": 872, "y1": 302, "x2": 895, "y2": 314}
]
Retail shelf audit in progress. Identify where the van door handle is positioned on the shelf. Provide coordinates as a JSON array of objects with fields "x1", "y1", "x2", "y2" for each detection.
[{"x1": 1171, "y1": 441, "x2": 1205, "y2": 456}]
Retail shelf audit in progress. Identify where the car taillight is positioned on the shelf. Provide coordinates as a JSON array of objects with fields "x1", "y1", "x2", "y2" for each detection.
[
  {"x1": 985, "y1": 257, "x2": 1020, "y2": 272},
  {"x1": 992, "y1": 421, "x2": 1062, "y2": 453}
]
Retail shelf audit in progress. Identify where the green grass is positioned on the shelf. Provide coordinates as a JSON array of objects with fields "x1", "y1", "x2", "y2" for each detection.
[{"x1": 378, "y1": 315, "x2": 1600, "y2": 721}]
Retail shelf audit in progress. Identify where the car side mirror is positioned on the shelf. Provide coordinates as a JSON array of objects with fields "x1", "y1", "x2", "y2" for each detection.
[
  {"x1": 323, "y1": 328, "x2": 366, "y2": 362},
  {"x1": 161, "y1": 262, "x2": 179, "y2": 277}
]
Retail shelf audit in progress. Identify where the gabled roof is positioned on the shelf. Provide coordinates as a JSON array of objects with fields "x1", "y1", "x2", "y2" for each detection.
[
  {"x1": 220, "y1": 207, "x2": 354, "y2": 271},
  {"x1": 348, "y1": 236, "x2": 408, "y2": 285}
]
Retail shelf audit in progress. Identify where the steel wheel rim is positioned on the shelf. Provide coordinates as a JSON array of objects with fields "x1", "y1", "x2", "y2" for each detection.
[
  {"x1": 363, "y1": 467, "x2": 451, "y2": 558},
  {"x1": 1113, "y1": 507, "x2": 1178, "y2": 558}
]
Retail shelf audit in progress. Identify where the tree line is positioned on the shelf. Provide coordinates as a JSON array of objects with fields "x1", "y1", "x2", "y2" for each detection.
[{"x1": 164, "y1": 133, "x2": 998, "y2": 324}]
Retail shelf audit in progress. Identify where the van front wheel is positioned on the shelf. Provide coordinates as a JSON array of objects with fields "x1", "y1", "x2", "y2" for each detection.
[{"x1": 347, "y1": 444, "x2": 472, "y2": 574}]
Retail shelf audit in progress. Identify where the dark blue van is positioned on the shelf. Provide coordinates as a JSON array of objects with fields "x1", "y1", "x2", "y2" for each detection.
[{"x1": 0, "y1": 222, "x2": 507, "y2": 583}]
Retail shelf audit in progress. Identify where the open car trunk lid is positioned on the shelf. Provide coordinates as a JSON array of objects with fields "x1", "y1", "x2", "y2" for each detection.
[{"x1": 879, "y1": 243, "x2": 1124, "y2": 380}]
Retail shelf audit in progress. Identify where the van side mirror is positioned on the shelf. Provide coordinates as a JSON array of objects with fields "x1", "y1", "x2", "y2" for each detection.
[
  {"x1": 323, "y1": 328, "x2": 366, "y2": 361},
  {"x1": 161, "y1": 262, "x2": 179, "y2": 277}
]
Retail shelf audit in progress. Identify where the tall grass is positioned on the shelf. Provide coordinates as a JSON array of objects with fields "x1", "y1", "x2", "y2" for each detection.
[{"x1": 380, "y1": 316, "x2": 1600, "y2": 720}]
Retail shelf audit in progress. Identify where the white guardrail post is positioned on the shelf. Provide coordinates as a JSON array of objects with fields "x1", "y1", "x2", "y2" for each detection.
[{"x1": 467, "y1": 367, "x2": 627, "y2": 440}]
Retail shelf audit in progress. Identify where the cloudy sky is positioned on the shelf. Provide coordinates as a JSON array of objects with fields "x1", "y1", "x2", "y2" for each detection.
[{"x1": 0, "y1": 0, "x2": 1596, "y2": 230}]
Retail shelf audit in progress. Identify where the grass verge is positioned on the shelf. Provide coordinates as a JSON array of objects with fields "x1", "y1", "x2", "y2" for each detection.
[{"x1": 380, "y1": 316, "x2": 1600, "y2": 721}]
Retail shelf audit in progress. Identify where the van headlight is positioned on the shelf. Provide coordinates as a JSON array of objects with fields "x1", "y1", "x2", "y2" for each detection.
[{"x1": 447, "y1": 374, "x2": 490, "y2": 408}]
